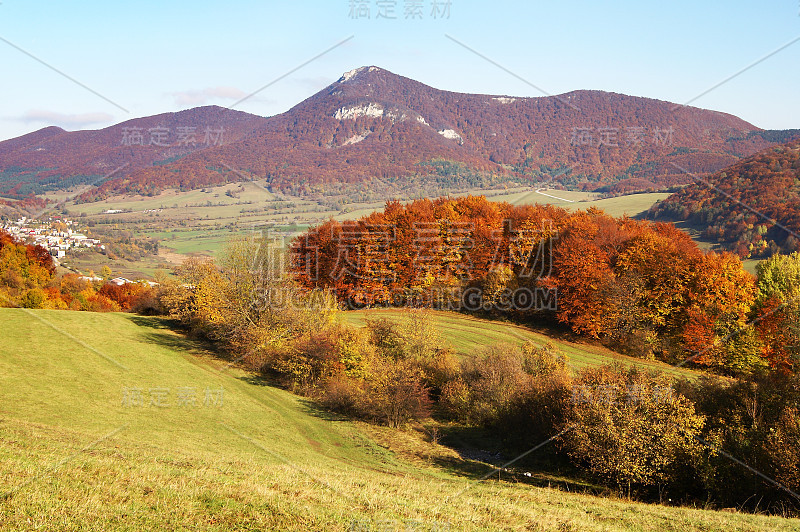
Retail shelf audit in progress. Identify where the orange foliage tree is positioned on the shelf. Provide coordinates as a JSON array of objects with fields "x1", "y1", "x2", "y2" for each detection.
[{"x1": 293, "y1": 196, "x2": 767, "y2": 374}]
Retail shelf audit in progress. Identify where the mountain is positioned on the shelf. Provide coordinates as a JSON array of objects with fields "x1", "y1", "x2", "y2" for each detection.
[
  {"x1": 648, "y1": 138, "x2": 800, "y2": 258},
  {"x1": 0, "y1": 107, "x2": 268, "y2": 198},
  {"x1": 0, "y1": 66, "x2": 796, "y2": 202}
]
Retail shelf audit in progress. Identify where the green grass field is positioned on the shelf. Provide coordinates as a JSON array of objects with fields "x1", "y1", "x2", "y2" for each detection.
[
  {"x1": 67, "y1": 181, "x2": 277, "y2": 215},
  {"x1": 343, "y1": 309, "x2": 700, "y2": 379},
  {"x1": 569, "y1": 193, "x2": 672, "y2": 217},
  {"x1": 147, "y1": 228, "x2": 243, "y2": 256},
  {"x1": 1, "y1": 308, "x2": 796, "y2": 530}
]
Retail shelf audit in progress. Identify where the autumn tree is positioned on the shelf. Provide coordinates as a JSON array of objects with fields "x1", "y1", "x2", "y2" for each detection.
[
  {"x1": 560, "y1": 366, "x2": 705, "y2": 495},
  {"x1": 0, "y1": 230, "x2": 57, "y2": 308},
  {"x1": 162, "y1": 234, "x2": 338, "y2": 370},
  {"x1": 754, "y1": 252, "x2": 800, "y2": 373}
]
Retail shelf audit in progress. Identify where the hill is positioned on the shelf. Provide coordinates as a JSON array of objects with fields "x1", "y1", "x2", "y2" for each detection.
[
  {"x1": 648, "y1": 138, "x2": 800, "y2": 257},
  {"x1": 343, "y1": 308, "x2": 700, "y2": 379},
  {"x1": 2, "y1": 308, "x2": 798, "y2": 530},
  {"x1": 2, "y1": 66, "x2": 797, "y2": 205},
  {"x1": 0, "y1": 107, "x2": 268, "y2": 198}
]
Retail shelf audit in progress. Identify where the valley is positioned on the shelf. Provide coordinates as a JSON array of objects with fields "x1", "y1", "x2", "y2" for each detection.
[
  {"x1": 45, "y1": 181, "x2": 671, "y2": 280},
  {"x1": 2, "y1": 5, "x2": 800, "y2": 525}
]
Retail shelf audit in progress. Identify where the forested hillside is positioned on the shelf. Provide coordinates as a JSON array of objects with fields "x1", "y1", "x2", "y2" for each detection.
[
  {"x1": 650, "y1": 138, "x2": 800, "y2": 257},
  {"x1": 1, "y1": 67, "x2": 795, "y2": 204}
]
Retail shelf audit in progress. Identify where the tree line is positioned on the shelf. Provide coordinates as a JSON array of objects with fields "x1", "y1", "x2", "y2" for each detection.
[{"x1": 292, "y1": 195, "x2": 799, "y2": 377}]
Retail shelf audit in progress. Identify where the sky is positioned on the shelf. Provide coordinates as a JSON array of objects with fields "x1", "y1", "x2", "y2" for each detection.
[{"x1": 0, "y1": 0, "x2": 798, "y2": 141}]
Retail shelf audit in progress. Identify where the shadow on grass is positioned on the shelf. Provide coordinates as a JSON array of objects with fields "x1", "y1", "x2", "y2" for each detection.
[
  {"x1": 297, "y1": 399, "x2": 605, "y2": 493},
  {"x1": 297, "y1": 398, "x2": 351, "y2": 422},
  {"x1": 127, "y1": 315, "x2": 224, "y2": 358},
  {"x1": 419, "y1": 424, "x2": 606, "y2": 495},
  {"x1": 465, "y1": 310, "x2": 595, "y2": 345},
  {"x1": 128, "y1": 315, "x2": 178, "y2": 330},
  {"x1": 237, "y1": 374, "x2": 285, "y2": 389},
  {"x1": 138, "y1": 330, "x2": 214, "y2": 355}
]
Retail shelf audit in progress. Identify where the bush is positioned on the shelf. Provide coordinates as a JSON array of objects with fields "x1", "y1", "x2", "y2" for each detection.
[
  {"x1": 362, "y1": 358, "x2": 433, "y2": 428},
  {"x1": 440, "y1": 341, "x2": 571, "y2": 442},
  {"x1": 320, "y1": 358, "x2": 432, "y2": 428},
  {"x1": 680, "y1": 373, "x2": 800, "y2": 511},
  {"x1": 440, "y1": 377, "x2": 473, "y2": 422},
  {"x1": 559, "y1": 365, "x2": 705, "y2": 495},
  {"x1": 457, "y1": 343, "x2": 533, "y2": 426},
  {"x1": 98, "y1": 282, "x2": 159, "y2": 312},
  {"x1": 513, "y1": 343, "x2": 573, "y2": 441},
  {"x1": 19, "y1": 288, "x2": 47, "y2": 309}
]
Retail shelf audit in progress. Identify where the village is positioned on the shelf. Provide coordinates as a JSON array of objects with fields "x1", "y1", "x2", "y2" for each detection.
[{"x1": 1, "y1": 216, "x2": 103, "y2": 260}]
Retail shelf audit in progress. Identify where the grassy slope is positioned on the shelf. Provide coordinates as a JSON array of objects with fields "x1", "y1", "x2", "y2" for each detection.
[
  {"x1": 343, "y1": 309, "x2": 700, "y2": 379},
  {"x1": 1, "y1": 309, "x2": 796, "y2": 530},
  {"x1": 486, "y1": 189, "x2": 670, "y2": 217}
]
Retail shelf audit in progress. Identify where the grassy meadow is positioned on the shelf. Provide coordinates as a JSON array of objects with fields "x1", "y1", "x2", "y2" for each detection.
[
  {"x1": 1, "y1": 308, "x2": 795, "y2": 530},
  {"x1": 343, "y1": 309, "x2": 701, "y2": 379}
]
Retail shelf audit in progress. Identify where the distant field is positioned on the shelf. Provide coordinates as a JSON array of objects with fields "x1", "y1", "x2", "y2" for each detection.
[
  {"x1": 68, "y1": 181, "x2": 276, "y2": 215},
  {"x1": 568, "y1": 193, "x2": 672, "y2": 217},
  {"x1": 67, "y1": 182, "x2": 665, "y2": 235},
  {"x1": 1, "y1": 308, "x2": 794, "y2": 530},
  {"x1": 333, "y1": 203, "x2": 388, "y2": 221},
  {"x1": 486, "y1": 189, "x2": 670, "y2": 217},
  {"x1": 490, "y1": 188, "x2": 599, "y2": 205},
  {"x1": 146, "y1": 228, "x2": 243, "y2": 256},
  {"x1": 343, "y1": 308, "x2": 700, "y2": 379},
  {"x1": 62, "y1": 253, "x2": 167, "y2": 281},
  {"x1": 146, "y1": 224, "x2": 311, "y2": 257}
]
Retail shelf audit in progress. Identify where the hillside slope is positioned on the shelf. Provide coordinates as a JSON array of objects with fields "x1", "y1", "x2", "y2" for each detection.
[
  {"x1": 648, "y1": 138, "x2": 800, "y2": 257},
  {"x1": 83, "y1": 67, "x2": 791, "y2": 199},
  {"x1": 0, "y1": 107, "x2": 268, "y2": 198},
  {"x1": 1, "y1": 309, "x2": 799, "y2": 530},
  {"x1": 343, "y1": 308, "x2": 700, "y2": 379}
]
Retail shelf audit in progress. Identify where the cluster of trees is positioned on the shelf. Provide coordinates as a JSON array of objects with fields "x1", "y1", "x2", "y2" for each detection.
[
  {"x1": 160, "y1": 236, "x2": 339, "y2": 376},
  {"x1": 0, "y1": 229, "x2": 158, "y2": 312},
  {"x1": 159, "y1": 244, "x2": 800, "y2": 512},
  {"x1": 87, "y1": 228, "x2": 159, "y2": 262},
  {"x1": 292, "y1": 196, "x2": 799, "y2": 376},
  {"x1": 158, "y1": 235, "x2": 449, "y2": 427},
  {"x1": 651, "y1": 140, "x2": 800, "y2": 258},
  {"x1": 0, "y1": 229, "x2": 56, "y2": 308}
]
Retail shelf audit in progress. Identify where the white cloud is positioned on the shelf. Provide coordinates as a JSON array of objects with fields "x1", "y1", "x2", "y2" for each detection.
[
  {"x1": 17, "y1": 110, "x2": 114, "y2": 128},
  {"x1": 171, "y1": 86, "x2": 249, "y2": 106}
]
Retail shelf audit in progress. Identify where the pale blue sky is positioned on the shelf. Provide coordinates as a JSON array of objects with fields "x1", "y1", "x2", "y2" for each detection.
[{"x1": 0, "y1": 0, "x2": 798, "y2": 140}]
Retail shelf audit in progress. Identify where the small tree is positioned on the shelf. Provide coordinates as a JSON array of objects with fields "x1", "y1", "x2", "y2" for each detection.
[
  {"x1": 560, "y1": 366, "x2": 705, "y2": 495},
  {"x1": 361, "y1": 358, "x2": 432, "y2": 428}
]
